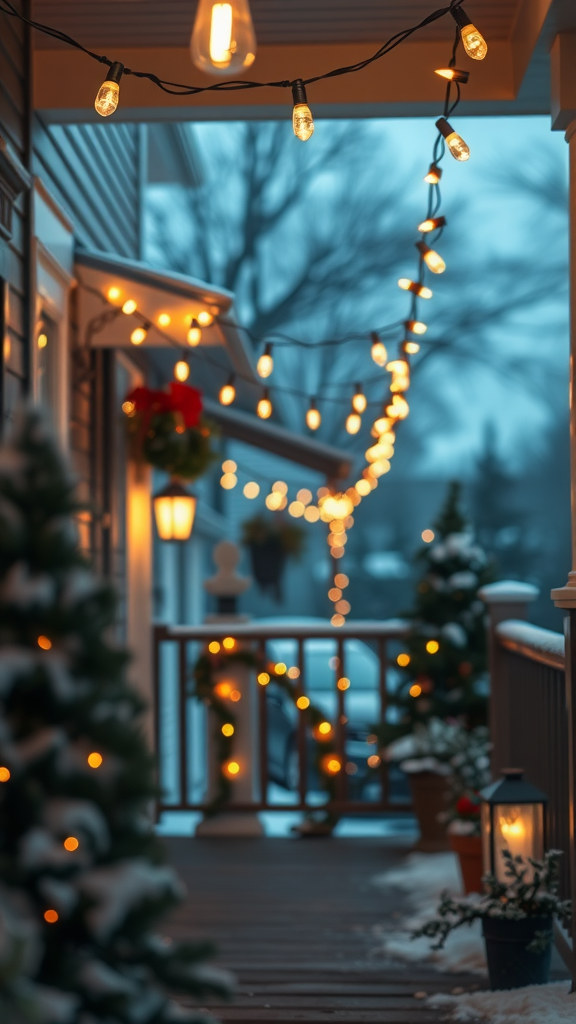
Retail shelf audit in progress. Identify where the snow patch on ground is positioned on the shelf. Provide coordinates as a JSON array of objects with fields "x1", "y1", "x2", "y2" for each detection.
[
  {"x1": 372, "y1": 852, "x2": 487, "y2": 975},
  {"x1": 428, "y1": 981, "x2": 574, "y2": 1022}
]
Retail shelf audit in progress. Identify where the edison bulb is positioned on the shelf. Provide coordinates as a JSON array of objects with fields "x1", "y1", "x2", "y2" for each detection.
[
  {"x1": 406, "y1": 320, "x2": 427, "y2": 335},
  {"x1": 446, "y1": 131, "x2": 470, "y2": 162},
  {"x1": 352, "y1": 388, "x2": 367, "y2": 414},
  {"x1": 293, "y1": 103, "x2": 314, "y2": 142},
  {"x1": 424, "y1": 163, "x2": 442, "y2": 185},
  {"x1": 417, "y1": 241, "x2": 446, "y2": 274},
  {"x1": 219, "y1": 381, "x2": 236, "y2": 405},
  {"x1": 257, "y1": 348, "x2": 274, "y2": 378},
  {"x1": 460, "y1": 22, "x2": 488, "y2": 60},
  {"x1": 257, "y1": 395, "x2": 272, "y2": 419},
  {"x1": 174, "y1": 360, "x2": 190, "y2": 382},
  {"x1": 398, "y1": 279, "x2": 433, "y2": 299},
  {"x1": 346, "y1": 412, "x2": 361, "y2": 435},
  {"x1": 306, "y1": 403, "x2": 321, "y2": 430},
  {"x1": 130, "y1": 327, "x2": 147, "y2": 345},
  {"x1": 197, "y1": 310, "x2": 214, "y2": 326},
  {"x1": 187, "y1": 323, "x2": 202, "y2": 346},
  {"x1": 95, "y1": 81, "x2": 119, "y2": 118},
  {"x1": 191, "y1": 0, "x2": 257, "y2": 75},
  {"x1": 371, "y1": 334, "x2": 387, "y2": 367}
]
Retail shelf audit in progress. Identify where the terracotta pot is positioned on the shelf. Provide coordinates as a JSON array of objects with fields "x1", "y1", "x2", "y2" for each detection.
[
  {"x1": 450, "y1": 832, "x2": 484, "y2": 893},
  {"x1": 408, "y1": 771, "x2": 452, "y2": 851}
]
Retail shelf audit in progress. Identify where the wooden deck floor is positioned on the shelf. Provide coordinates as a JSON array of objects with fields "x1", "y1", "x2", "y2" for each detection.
[{"x1": 163, "y1": 837, "x2": 488, "y2": 1023}]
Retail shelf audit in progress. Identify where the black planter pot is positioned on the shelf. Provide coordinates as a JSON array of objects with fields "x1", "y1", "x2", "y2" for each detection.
[
  {"x1": 482, "y1": 916, "x2": 553, "y2": 991},
  {"x1": 248, "y1": 539, "x2": 286, "y2": 602}
]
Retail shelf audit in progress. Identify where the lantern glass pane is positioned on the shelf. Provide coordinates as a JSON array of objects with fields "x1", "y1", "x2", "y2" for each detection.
[
  {"x1": 492, "y1": 802, "x2": 544, "y2": 882},
  {"x1": 154, "y1": 496, "x2": 174, "y2": 540},
  {"x1": 172, "y1": 496, "x2": 196, "y2": 540},
  {"x1": 481, "y1": 802, "x2": 492, "y2": 875}
]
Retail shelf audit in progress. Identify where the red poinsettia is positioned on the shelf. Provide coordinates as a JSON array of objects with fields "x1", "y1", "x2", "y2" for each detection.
[
  {"x1": 125, "y1": 382, "x2": 203, "y2": 430},
  {"x1": 456, "y1": 793, "x2": 480, "y2": 818}
]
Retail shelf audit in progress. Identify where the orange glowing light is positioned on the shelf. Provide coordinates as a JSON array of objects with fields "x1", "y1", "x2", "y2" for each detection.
[
  {"x1": 397, "y1": 653, "x2": 411, "y2": 667},
  {"x1": 410, "y1": 684, "x2": 422, "y2": 698},
  {"x1": 37, "y1": 636, "x2": 52, "y2": 650},
  {"x1": 296, "y1": 696, "x2": 310, "y2": 710},
  {"x1": 224, "y1": 761, "x2": 240, "y2": 777},
  {"x1": 367, "y1": 754, "x2": 382, "y2": 768},
  {"x1": 426, "y1": 640, "x2": 440, "y2": 654},
  {"x1": 331, "y1": 613, "x2": 345, "y2": 627},
  {"x1": 208, "y1": 641, "x2": 221, "y2": 653},
  {"x1": 215, "y1": 681, "x2": 233, "y2": 698},
  {"x1": 87, "y1": 753, "x2": 103, "y2": 769},
  {"x1": 0, "y1": 767, "x2": 10, "y2": 782},
  {"x1": 221, "y1": 723, "x2": 234, "y2": 737},
  {"x1": 64, "y1": 837, "x2": 79, "y2": 852},
  {"x1": 230, "y1": 690, "x2": 241, "y2": 702},
  {"x1": 337, "y1": 677, "x2": 350, "y2": 691},
  {"x1": 44, "y1": 909, "x2": 59, "y2": 923},
  {"x1": 287, "y1": 666, "x2": 300, "y2": 679},
  {"x1": 258, "y1": 672, "x2": 270, "y2": 686},
  {"x1": 275, "y1": 663, "x2": 287, "y2": 675},
  {"x1": 222, "y1": 637, "x2": 236, "y2": 650},
  {"x1": 422, "y1": 529, "x2": 435, "y2": 543},
  {"x1": 321, "y1": 755, "x2": 342, "y2": 775}
]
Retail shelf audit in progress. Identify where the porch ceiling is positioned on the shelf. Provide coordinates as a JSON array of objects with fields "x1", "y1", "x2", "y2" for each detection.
[{"x1": 30, "y1": 0, "x2": 576, "y2": 122}]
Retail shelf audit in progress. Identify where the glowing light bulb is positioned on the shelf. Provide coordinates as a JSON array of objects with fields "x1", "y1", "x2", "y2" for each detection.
[
  {"x1": 434, "y1": 67, "x2": 469, "y2": 83},
  {"x1": 346, "y1": 411, "x2": 361, "y2": 435},
  {"x1": 370, "y1": 332, "x2": 387, "y2": 366},
  {"x1": 436, "y1": 117, "x2": 470, "y2": 162},
  {"x1": 398, "y1": 279, "x2": 433, "y2": 299},
  {"x1": 174, "y1": 359, "x2": 190, "y2": 382},
  {"x1": 402, "y1": 341, "x2": 420, "y2": 355},
  {"x1": 130, "y1": 327, "x2": 147, "y2": 345},
  {"x1": 219, "y1": 375, "x2": 236, "y2": 405},
  {"x1": 352, "y1": 384, "x2": 367, "y2": 414},
  {"x1": 405, "y1": 320, "x2": 427, "y2": 335},
  {"x1": 424, "y1": 163, "x2": 442, "y2": 185},
  {"x1": 243, "y1": 481, "x2": 260, "y2": 499},
  {"x1": 257, "y1": 343, "x2": 274, "y2": 378},
  {"x1": 87, "y1": 753, "x2": 103, "y2": 769},
  {"x1": 292, "y1": 80, "x2": 314, "y2": 142},
  {"x1": 122, "y1": 300, "x2": 137, "y2": 315},
  {"x1": 306, "y1": 398, "x2": 321, "y2": 430},
  {"x1": 95, "y1": 62, "x2": 123, "y2": 117},
  {"x1": 197, "y1": 310, "x2": 214, "y2": 326},
  {"x1": 451, "y1": 5, "x2": 488, "y2": 60},
  {"x1": 158, "y1": 313, "x2": 171, "y2": 327},
  {"x1": 416, "y1": 241, "x2": 446, "y2": 274},
  {"x1": 187, "y1": 320, "x2": 202, "y2": 346},
  {"x1": 191, "y1": 0, "x2": 257, "y2": 75},
  {"x1": 257, "y1": 390, "x2": 272, "y2": 419},
  {"x1": 417, "y1": 215, "x2": 446, "y2": 233}
]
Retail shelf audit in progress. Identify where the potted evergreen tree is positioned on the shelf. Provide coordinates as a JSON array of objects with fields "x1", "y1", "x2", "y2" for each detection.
[{"x1": 414, "y1": 849, "x2": 571, "y2": 990}]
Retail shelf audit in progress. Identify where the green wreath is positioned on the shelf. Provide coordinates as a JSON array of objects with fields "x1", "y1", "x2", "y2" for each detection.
[
  {"x1": 128, "y1": 410, "x2": 216, "y2": 481},
  {"x1": 191, "y1": 646, "x2": 342, "y2": 819}
]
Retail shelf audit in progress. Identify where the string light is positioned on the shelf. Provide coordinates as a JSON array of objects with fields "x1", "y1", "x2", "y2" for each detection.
[
  {"x1": 436, "y1": 117, "x2": 470, "y2": 162},
  {"x1": 219, "y1": 374, "x2": 236, "y2": 405},
  {"x1": 224, "y1": 760, "x2": 240, "y2": 777},
  {"x1": 87, "y1": 753, "x2": 103, "y2": 768},
  {"x1": 450, "y1": 4, "x2": 488, "y2": 60},
  {"x1": 122, "y1": 299, "x2": 137, "y2": 315},
  {"x1": 422, "y1": 529, "x2": 435, "y2": 543},
  {"x1": 417, "y1": 215, "x2": 446, "y2": 233},
  {"x1": 292, "y1": 80, "x2": 314, "y2": 142},
  {"x1": 190, "y1": 0, "x2": 257, "y2": 76},
  {"x1": 306, "y1": 398, "x2": 321, "y2": 430},
  {"x1": 107, "y1": 287, "x2": 121, "y2": 302},
  {"x1": 257, "y1": 389, "x2": 272, "y2": 419},
  {"x1": 402, "y1": 340, "x2": 420, "y2": 355},
  {"x1": 371, "y1": 332, "x2": 388, "y2": 367},
  {"x1": 352, "y1": 384, "x2": 367, "y2": 414},
  {"x1": 187, "y1": 320, "x2": 202, "y2": 346},
  {"x1": 296, "y1": 696, "x2": 310, "y2": 710},
  {"x1": 258, "y1": 672, "x2": 270, "y2": 685},
  {"x1": 243, "y1": 481, "x2": 260, "y2": 498},
  {"x1": 424, "y1": 163, "x2": 442, "y2": 185},
  {"x1": 95, "y1": 62, "x2": 123, "y2": 117},
  {"x1": 158, "y1": 313, "x2": 171, "y2": 327},
  {"x1": 435, "y1": 67, "x2": 469, "y2": 83},
  {"x1": 64, "y1": 837, "x2": 79, "y2": 852},
  {"x1": 346, "y1": 409, "x2": 362, "y2": 435},
  {"x1": 257, "y1": 343, "x2": 274, "y2": 379},
  {"x1": 398, "y1": 279, "x2": 432, "y2": 299},
  {"x1": 426, "y1": 640, "x2": 440, "y2": 654},
  {"x1": 174, "y1": 357, "x2": 190, "y2": 382},
  {"x1": 0, "y1": 767, "x2": 10, "y2": 782},
  {"x1": 222, "y1": 723, "x2": 235, "y2": 736},
  {"x1": 416, "y1": 240, "x2": 446, "y2": 274},
  {"x1": 130, "y1": 327, "x2": 147, "y2": 345},
  {"x1": 37, "y1": 636, "x2": 52, "y2": 650},
  {"x1": 405, "y1": 319, "x2": 427, "y2": 335},
  {"x1": 197, "y1": 310, "x2": 215, "y2": 326},
  {"x1": 44, "y1": 909, "x2": 59, "y2": 923}
]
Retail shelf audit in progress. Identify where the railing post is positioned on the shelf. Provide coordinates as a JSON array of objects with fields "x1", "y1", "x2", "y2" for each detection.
[{"x1": 478, "y1": 581, "x2": 539, "y2": 776}]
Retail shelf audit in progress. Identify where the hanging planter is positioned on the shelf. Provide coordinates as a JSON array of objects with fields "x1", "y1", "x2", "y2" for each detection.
[
  {"x1": 123, "y1": 382, "x2": 215, "y2": 481},
  {"x1": 241, "y1": 514, "x2": 305, "y2": 603}
]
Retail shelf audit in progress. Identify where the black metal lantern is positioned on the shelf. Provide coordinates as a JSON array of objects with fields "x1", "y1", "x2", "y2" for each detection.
[
  {"x1": 480, "y1": 769, "x2": 548, "y2": 882},
  {"x1": 153, "y1": 481, "x2": 197, "y2": 542}
]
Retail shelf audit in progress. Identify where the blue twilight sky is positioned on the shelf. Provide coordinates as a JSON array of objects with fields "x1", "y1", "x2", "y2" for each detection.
[{"x1": 146, "y1": 114, "x2": 569, "y2": 479}]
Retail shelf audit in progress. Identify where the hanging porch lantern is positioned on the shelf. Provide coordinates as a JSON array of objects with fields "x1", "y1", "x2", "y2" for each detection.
[
  {"x1": 153, "y1": 481, "x2": 197, "y2": 542},
  {"x1": 480, "y1": 769, "x2": 547, "y2": 882}
]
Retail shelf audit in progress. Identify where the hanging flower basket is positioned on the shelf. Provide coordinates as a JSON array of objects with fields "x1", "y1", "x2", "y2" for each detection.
[
  {"x1": 123, "y1": 382, "x2": 215, "y2": 481},
  {"x1": 241, "y1": 514, "x2": 305, "y2": 602}
]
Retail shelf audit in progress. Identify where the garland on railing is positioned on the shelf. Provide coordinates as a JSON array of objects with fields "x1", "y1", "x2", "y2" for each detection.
[{"x1": 192, "y1": 642, "x2": 344, "y2": 816}]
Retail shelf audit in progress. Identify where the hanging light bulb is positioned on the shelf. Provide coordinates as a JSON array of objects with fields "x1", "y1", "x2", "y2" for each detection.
[
  {"x1": 398, "y1": 279, "x2": 432, "y2": 299},
  {"x1": 187, "y1": 319, "x2": 202, "y2": 346},
  {"x1": 197, "y1": 310, "x2": 215, "y2": 326},
  {"x1": 434, "y1": 67, "x2": 469, "y2": 83},
  {"x1": 436, "y1": 117, "x2": 470, "y2": 162},
  {"x1": 416, "y1": 241, "x2": 446, "y2": 274},
  {"x1": 373, "y1": 413, "x2": 393, "y2": 436},
  {"x1": 451, "y1": 5, "x2": 488, "y2": 60},
  {"x1": 174, "y1": 357, "x2": 190, "y2": 382},
  {"x1": 292, "y1": 80, "x2": 314, "y2": 142},
  {"x1": 219, "y1": 374, "x2": 236, "y2": 406},
  {"x1": 405, "y1": 319, "x2": 427, "y2": 335},
  {"x1": 306, "y1": 398, "x2": 321, "y2": 430},
  {"x1": 346, "y1": 408, "x2": 362, "y2": 435},
  {"x1": 190, "y1": 0, "x2": 257, "y2": 76},
  {"x1": 371, "y1": 332, "x2": 388, "y2": 367},
  {"x1": 402, "y1": 340, "x2": 420, "y2": 355},
  {"x1": 95, "y1": 62, "x2": 124, "y2": 117},
  {"x1": 257, "y1": 343, "x2": 274, "y2": 379},
  {"x1": 352, "y1": 383, "x2": 367, "y2": 414},
  {"x1": 417, "y1": 215, "x2": 446, "y2": 233},
  {"x1": 386, "y1": 394, "x2": 409, "y2": 420},
  {"x1": 424, "y1": 163, "x2": 442, "y2": 185},
  {"x1": 257, "y1": 389, "x2": 272, "y2": 419},
  {"x1": 130, "y1": 327, "x2": 147, "y2": 346}
]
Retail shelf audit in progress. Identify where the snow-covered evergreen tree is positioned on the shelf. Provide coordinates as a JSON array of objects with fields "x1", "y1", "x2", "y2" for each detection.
[
  {"x1": 384, "y1": 482, "x2": 495, "y2": 743},
  {"x1": 0, "y1": 411, "x2": 229, "y2": 1023}
]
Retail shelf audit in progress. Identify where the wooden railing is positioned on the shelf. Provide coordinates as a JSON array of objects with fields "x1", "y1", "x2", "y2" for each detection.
[
  {"x1": 481, "y1": 583, "x2": 575, "y2": 981},
  {"x1": 153, "y1": 619, "x2": 410, "y2": 816}
]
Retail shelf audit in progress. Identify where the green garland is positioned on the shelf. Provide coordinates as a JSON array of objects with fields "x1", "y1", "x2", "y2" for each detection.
[{"x1": 191, "y1": 646, "x2": 341, "y2": 817}]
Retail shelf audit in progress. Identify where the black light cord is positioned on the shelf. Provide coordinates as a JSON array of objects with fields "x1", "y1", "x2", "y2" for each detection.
[{"x1": 1, "y1": 0, "x2": 465, "y2": 98}]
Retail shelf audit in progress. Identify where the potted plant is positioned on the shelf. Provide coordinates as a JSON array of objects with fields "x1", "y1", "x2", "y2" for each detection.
[
  {"x1": 123, "y1": 381, "x2": 215, "y2": 481},
  {"x1": 241, "y1": 514, "x2": 304, "y2": 602},
  {"x1": 384, "y1": 718, "x2": 489, "y2": 854},
  {"x1": 414, "y1": 849, "x2": 572, "y2": 990}
]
